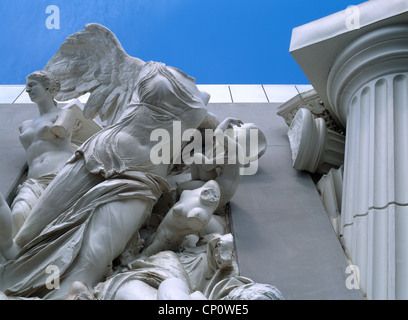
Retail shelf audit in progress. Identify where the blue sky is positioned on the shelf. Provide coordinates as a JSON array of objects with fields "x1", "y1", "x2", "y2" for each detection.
[{"x1": 0, "y1": 0, "x2": 359, "y2": 85}]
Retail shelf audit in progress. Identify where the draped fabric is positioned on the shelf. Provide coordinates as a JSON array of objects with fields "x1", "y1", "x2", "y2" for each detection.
[
  {"x1": 1, "y1": 162, "x2": 168, "y2": 298},
  {"x1": 11, "y1": 173, "x2": 56, "y2": 235}
]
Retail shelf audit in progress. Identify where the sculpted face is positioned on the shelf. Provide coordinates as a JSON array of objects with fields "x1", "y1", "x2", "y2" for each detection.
[{"x1": 25, "y1": 78, "x2": 49, "y2": 103}]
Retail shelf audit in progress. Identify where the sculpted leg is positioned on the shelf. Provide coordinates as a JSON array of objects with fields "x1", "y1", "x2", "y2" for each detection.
[
  {"x1": 14, "y1": 161, "x2": 104, "y2": 247},
  {"x1": 0, "y1": 194, "x2": 20, "y2": 260},
  {"x1": 10, "y1": 178, "x2": 50, "y2": 237},
  {"x1": 11, "y1": 203, "x2": 29, "y2": 238},
  {"x1": 45, "y1": 198, "x2": 151, "y2": 299}
]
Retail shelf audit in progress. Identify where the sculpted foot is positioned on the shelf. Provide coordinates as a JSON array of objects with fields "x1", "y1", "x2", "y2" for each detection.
[{"x1": 0, "y1": 194, "x2": 19, "y2": 260}]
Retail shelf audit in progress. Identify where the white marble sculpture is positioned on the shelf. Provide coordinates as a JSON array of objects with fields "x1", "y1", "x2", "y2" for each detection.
[
  {"x1": 10, "y1": 71, "x2": 77, "y2": 237},
  {"x1": 2, "y1": 71, "x2": 101, "y2": 241},
  {"x1": 142, "y1": 180, "x2": 221, "y2": 258},
  {"x1": 0, "y1": 23, "x2": 281, "y2": 300}
]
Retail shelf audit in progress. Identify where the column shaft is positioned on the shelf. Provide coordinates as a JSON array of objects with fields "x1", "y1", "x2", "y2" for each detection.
[{"x1": 341, "y1": 73, "x2": 408, "y2": 299}]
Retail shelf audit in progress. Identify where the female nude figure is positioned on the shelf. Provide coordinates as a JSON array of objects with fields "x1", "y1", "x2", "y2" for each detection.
[{"x1": 10, "y1": 71, "x2": 76, "y2": 235}]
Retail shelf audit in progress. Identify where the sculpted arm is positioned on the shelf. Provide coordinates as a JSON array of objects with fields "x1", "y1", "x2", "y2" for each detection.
[{"x1": 51, "y1": 108, "x2": 77, "y2": 138}]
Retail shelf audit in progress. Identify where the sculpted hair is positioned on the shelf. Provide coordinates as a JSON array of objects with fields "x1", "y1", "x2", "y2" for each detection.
[
  {"x1": 26, "y1": 71, "x2": 61, "y2": 104},
  {"x1": 199, "y1": 187, "x2": 220, "y2": 205}
]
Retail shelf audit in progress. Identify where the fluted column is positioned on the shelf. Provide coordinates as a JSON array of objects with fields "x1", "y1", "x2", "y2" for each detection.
[{"x1": 327, "y1": 25, "x2": 408, "y2": 300}]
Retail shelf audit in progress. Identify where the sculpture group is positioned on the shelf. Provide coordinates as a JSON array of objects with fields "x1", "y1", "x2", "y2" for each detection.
[{"x1": 0, "y1": 24, "x2": 282, "y2": 300}]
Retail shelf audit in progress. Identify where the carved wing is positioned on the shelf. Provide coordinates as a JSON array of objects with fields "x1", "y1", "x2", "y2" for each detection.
[{"x1": 43, "y1": 23, "x2": 145, "y2": 125}]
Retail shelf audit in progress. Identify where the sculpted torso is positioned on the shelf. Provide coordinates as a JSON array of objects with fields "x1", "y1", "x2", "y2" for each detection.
[
  {"x1": 17, "y1": 74, "x2": 76, "y2": 180},
  {"x1": 19, "y1": 111, "x2": 74, "y2": 179}
]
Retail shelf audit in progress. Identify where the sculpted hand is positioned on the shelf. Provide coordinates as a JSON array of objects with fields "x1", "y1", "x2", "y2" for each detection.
[{"x1": 218, "y1": 117, "x2": 243, "y2": 131}]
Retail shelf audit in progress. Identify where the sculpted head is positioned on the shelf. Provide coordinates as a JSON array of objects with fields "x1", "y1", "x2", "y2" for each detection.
[
  {"x1": 26, "y1": 70, "x2": 61, "y2": 104},
  {"x1": 199, "y1": 180, "x2": 221, "y2": 206}
]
